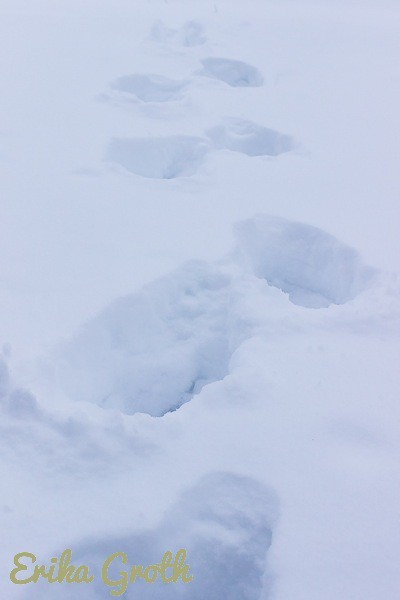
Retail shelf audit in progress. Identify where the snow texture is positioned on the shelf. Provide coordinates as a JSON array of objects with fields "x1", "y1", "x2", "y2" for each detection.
[
  {"x1": 105, "y1": 136, "x2": 209, "y2": 179},
  {"x1": 235, "y1": 215, "x2": 377, "y2": 308},
  {"x1": 206, "y1": 118, "x2": 293, "y2": 157},
  {"x1": 110, "y1": 74, "x2": 188, "y2": 103},
  {"x1": 198, "y1": 57, "x2": 264, "y2": 87},
  {"x1": 53, "y1": 216, "x2": 378, "y2": 417},
  {"x1": 150, "y1": 20, "x2": 207, "y2": 47},
  {"x1": 1, "y1": 2, "x2": 400, "y2": 599},
  {"x1": 27, "y1": 473, "x2": 278, "y2": 599}
]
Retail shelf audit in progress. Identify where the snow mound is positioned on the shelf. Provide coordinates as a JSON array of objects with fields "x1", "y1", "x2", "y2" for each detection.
[
  {"x1": 32, "y1": 472, "x2": 278, "y2": 599},
  {"x1": 235, "y1": 215, "x2": 376, "y2": 308},
  {"x1": 109, "y1": 74, "x2": 187, "y2": 103},
  {"x1": 206, "y1": 118, "x2": 293, "y2": 157},
  {"x1": 199, "y1": 57, "x2": 263, "y2": 87},
  {"x1": 150, "y1": 19, "x2": 206, "y2": 47},
  {"x1": 105, "y1": 136, "x2": 208, "y2": 179},
  {"x1": 0, "y1": 354, "x2": 153, "y2": 477},
  {"x1": 54, "y1": 262, "x2": 237, "y2": 416}
]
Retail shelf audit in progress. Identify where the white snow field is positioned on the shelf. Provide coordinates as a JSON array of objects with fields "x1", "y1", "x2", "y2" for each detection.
[{"x1": 0, "y1": 1, "x2": 400, "y2": 599}]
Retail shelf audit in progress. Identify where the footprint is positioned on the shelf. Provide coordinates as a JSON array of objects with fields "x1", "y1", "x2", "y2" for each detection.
[
  {"x1": 206, "y1": 118, "x2": 293, "y2": 157},
  {"x1": 109, "y1": 74, "x2": 188, "y2": 103},
  {"x1": 235, "y1": 215, "x2": 377, "y2": 308},
  {"x1": 150, "y1": 19, "x2": 206, "y2": 47},
  {"x1": 198, "y1": 57, "x2": 263, "y2": 87},
  {"x1": 29, "y1": 472, "x2": 279, "y2": 599},
  {"x1": 105, "y1": 136, "x2": 209, "y2": 179},
  {"x1": 104, "y1": 120, "x2": 292, "y2": 181},
  {"x1": 53, "y1": 261, "x2": 235, "y2": 416},
  {"x1": 52, "y1": 216, "x2": 377, "y2": 417}
]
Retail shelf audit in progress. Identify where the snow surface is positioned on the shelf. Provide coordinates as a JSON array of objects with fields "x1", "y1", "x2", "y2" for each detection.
[
  {"x1": 109, "y1": 74, "x2": 189, "y2": 104},
  {"x1": 197, "y1": 57, "x2": 264, "y2": 87},
  {"x1": 106, "y1": 135, "x2": 209, "y2": 179},
  {"x1": 1, "y1": 1, "x2": 400, "y2": 599}
]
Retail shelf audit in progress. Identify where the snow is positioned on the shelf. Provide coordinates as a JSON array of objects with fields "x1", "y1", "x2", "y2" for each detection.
[
  {"x1": 206, "y1": 118, "x2": 294, "y2": 157},
  {"x1": 150, "y1": 19, "x2": 207, "y2": 48},
  {"x1": 109, "y1": 74, "x2": 188, "y2": 104},
  {"x1": 105, "y1": 135, "x2": 209, "y2": 179},
  {"x1": 49, "y1": 215, "x2": 381, "y2": 417},
  {"x1": 53, "y1": 260, "x2": 234, "y2": 416},
  {"x1": 197, "y1": 57, "x2": 264, "y2": 87},
  {"x1": 0, "y1": 0, "x2": 400, "y2": 599},
  {"x1": 235, "y1": 215, "x2": 377, "y2": 307}
]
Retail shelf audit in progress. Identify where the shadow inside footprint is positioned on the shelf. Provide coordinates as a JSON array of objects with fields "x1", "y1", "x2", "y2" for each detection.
[
  {"x1": 105, "y1": 136, "x2": 208, "y2": 179},
  {"x1": 206, "y1": 118, "x2": 293, "y2": 157},
  {"x1": 198, "y1": 57, "x2": 263, "y2": 87},
  {"x1": 110, "y1": 74, "x2": 187, "y2": 103},
  {"x1": 27, "y1": 472, "x2": 279, "y2": 599}
]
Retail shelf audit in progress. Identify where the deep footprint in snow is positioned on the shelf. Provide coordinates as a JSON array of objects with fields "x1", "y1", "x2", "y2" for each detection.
[
  {"x1": 54, "y1": 261, "x2": 236, "y2": 416},
  {"x1": 206, "y1": 118, "x2": 293, "y2": 157},
  {"x1": 109, "y1": 74, "x2": 188, "y2": 103},
  {"x1": 105, "y1": 136, "x2": 209, "y2": 179},
  {"x1": 235, "y1": 215, "x2": 377, "y2": 308},
  {"x1": 104, "y1": 120, "x2": 292, "y2": 180},
  {"x1": 28, "y1": 472, "x2": 279, "y2": 599},
  {"x1": 150, "y1": 19, "x2": 207, "y2": 47},
  {"x1": 197, "y1": 57, "x2": 263, "y2": 87},
  {"x1": 53, "y1": 216, "x2": 376, "y2": 416}
]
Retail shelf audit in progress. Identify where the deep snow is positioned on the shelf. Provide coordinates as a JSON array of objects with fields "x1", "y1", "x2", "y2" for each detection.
[{"x1": 0, "y1": 1, "x2": 399, "y2": 599}]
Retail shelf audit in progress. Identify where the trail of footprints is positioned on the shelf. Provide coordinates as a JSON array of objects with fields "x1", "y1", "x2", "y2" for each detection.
[{"x1": 101, "y1": 20, "x2": 294, "y2": 179}]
